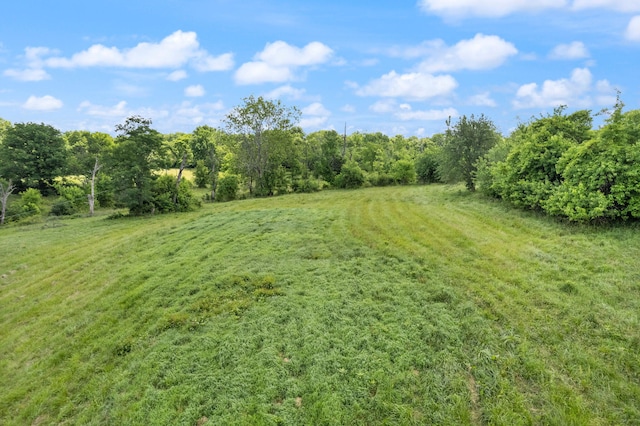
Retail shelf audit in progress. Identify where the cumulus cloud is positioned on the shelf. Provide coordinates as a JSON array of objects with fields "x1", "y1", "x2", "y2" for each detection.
[
  {"x1": 41, "y1": 31, "x2": 233, "y2": 71},
  {"x1": 356, "y1": 71, "x2": 457, "y2": 100},
  {"x1": 513, "y1": 67, "x2": 615, "y2": 109},
  {"x1": 418, "y1": 0, "x2": 640, "y2": 18},
  {"x1": 234, "y1": 41, "x2": 333, "y2": 85},
  {"x1": 626, "y1": 16, "x2": 640, "y2": 41},
  {"x1": 185, "y1": 84, "x2": 205, "y2": 97},
  {"x1": 549, "y1": 41, "x2": 590, "y2": 60},
  {"x1": 78, "y1": 100, "x2": 169, "y2": 122},
  {"x1": 264, "y1": 85, "x2": 306, "y2": 100},
  {"x1": 468, "y1": 92, "x2": 497, "y2": 107},
  {"x1": 167, "y1": 70, "x2": 188, "y2": 81},
  {"x1": 416, "y1": 34, "x2": 517, "y2": 73},
  {"x1": 417, "y1": 0, "x2": 565, "y2": 18},
  {"x1": 78, "y1": 100, "x2": 129, "y2": 117},
  {"x1": 394, "y1": 105, "x2": 458, "y2": 121},
  {"x1": 300, "y1": 102, "x2": 331, "y2": 128},
  {"x1": 3, "y1": 68, "x2": 51, "y2": 81},
  {"x1": 572, "y1": 0, "x2": 640, "y2": 12},
  {"x1": 23, "y1": 95, "x2": 63, "y2": 111}
]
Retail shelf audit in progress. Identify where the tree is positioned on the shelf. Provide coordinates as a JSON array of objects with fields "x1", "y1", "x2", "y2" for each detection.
[
  {"x1": 438, "y1": 115, "x2": 500, "y2": 191},
  {"x1": 164, "y1": 133, "x2": 193, "y2": 206},
  {"x1": 0, "y1": 122, "x2": 67, "y2": 193},
  {"x1": 190, "y1": 125, "x2": 222, "y2": 200},
  {"x1": 109, "y1": 116, "x2": 164, "y2": 215},
  {"x1": 0, "y1": 179, "x2": 15, "y2": 225},
  {"x1": 224, "y1": 95, "x2": 300, "y2": 196},
  {"x1": 65, "y1": 131, "x2": 114, "y2": 215}
]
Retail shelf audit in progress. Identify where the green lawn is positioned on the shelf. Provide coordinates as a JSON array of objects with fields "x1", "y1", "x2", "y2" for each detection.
[{"x1": 1, "y1": 185, "x2": 639, "y2": 425}]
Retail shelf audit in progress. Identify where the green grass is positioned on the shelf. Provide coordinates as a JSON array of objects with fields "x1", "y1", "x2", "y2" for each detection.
[{"x1": 1, "y1": 185, "x2": 639, "y2": 425}]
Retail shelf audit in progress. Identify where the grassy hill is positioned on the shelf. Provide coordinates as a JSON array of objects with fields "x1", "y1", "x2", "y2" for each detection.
[{"x1": 1, "y1": 185, "x2": 639, "y2": 425}]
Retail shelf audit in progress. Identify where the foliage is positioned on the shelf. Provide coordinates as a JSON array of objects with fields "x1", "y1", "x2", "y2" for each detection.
[
  {"x1": 109, "y1": 116, "x2": 165, "y2": 215},
  {"x1": 334, "y1": 160, "x2": 365, "y2": 189},
  {"x1": 216, "y1": 174, "x2": 239, "y2": 201},
  {"x1": 0, "y1": 122, "x2": 67, "y2": 194},
  {"x1": 292, "y1": 178, "x2": 321, "y2": 193},
  {"x1": 151, "y1": 175, "x2": 201, "y2": 213},
  {"x1": 438, "y1": 114, "x2": 500, "y2": 191},
  {"x1": 53, "y1": 182, "x2": 87, "y2": 212},
  {"x1": 489, "y1": 108, "x2": 592, "y2": 210},
  {"x1": 415, "y1": 145, "x2": 441, "y2": 184},
  {"x1": 193, "y1": 160, "x2": 209, "y2": 188},
  {"x1": 20, "y1": 188, "x2": 43, "y2": 217},
  {"x1": 545, "y1": 103, "x2": 640, "y2": 221},
  {"x1": 224, "y1": 96, "x2": 301, "y2": 196},
  {"x1": 390, "y1": 159, "x2": 417, "y2": 185}
]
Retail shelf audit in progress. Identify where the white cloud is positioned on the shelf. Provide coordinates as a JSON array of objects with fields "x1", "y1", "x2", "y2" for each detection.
[
  {"x1": 394, "y1": 105, "x2": 458, "y2": 121},
  {"x1": 264, "y1": 85, "x2": 306, "y2": 100},
  {"x1": 78, "y1": 100, "x2": 129, "y2": 117},
  {"x1": 356, "y1": 71, "x2": 458, "y2": 100},
  {"x1": 417, "y1": 34, "x2": 517, "y2": 73},
  {"x1": 234, "y1": 41, "x2": 333, "y2": 85},
  {"x1": 468, "y1": 92, "x2": 497, "y2": 107},
  {"x1": 572, "y1": 0, "x2": 640, "y2": 12},
  {"x1": 341, "y1": 104, "x2": 356, "y2": 113},
  {"x1": 23, "y1": 95, "x2": 63, "y2": 111},
  {"x1": 185, "y1": 84, "x2": 205, "y2": 97},
  {"x1": 513, "y1": 67, "x2": 614, "y2": 109},
  {"x1": 418, "y1": 0, "x2": 565, "y2": 18},
  {"x1": 370, "y1": 99, "x2": 397, "y2": 113},
  {"x1": 418, "y1": 0, "x2": 640, "y2": 18},
  {"x1": 626, "y1": 16, "x2": 640, "y2": 41},
  {"x1": 43, "y1": 30, "x2": 233, "y2": 71},
  {"x1": 549, "y1": 41, "x2": 589, "y2": 60},
  {"x1": 256, "y1": 41, "x2": 333, "y2": 67},
  {"x1": 167, "y1": 70, "x2": 188, "y2": 81},
  {"x1": 3, "y1": 68, "x2": 51, "y2": 81},
  {"x1": 172, "y1": 101, "x2": 225, "y2": 126},
  {"x1": 300, "y1": 102, "x2": 331, "y2": 129}
]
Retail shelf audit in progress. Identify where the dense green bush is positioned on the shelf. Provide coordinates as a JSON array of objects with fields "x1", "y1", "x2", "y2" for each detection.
[
  {"x1": 415, "y1": 148, "x2": 441, "y2": 184},
  {"x1": 152, "y1": 175, "x2": 201, "y2": 213},
  {"x1": 194, "y1": 160, "x2": 209, "y2": 188},
  {"x1": 334, "y1": 161, "x2": 365, "y2": 189},
  {"x1": 216, "y1": 174, "x2": 239, "y2": 201},
  {"x1": 20, "y1": 188, "x2": 43, "y2": 217},
  {"x1": 544, "y1": 107, "x2": 640, "y2": 221},
  {"x1": 292, "y1": 178, "x2": 321, "y2": 193},
  {"x1": 391, "y1": 159, "x2": 417, "y2": 185}
]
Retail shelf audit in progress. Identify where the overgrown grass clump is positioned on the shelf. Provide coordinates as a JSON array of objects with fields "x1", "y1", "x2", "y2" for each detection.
[{"x1": 1, "y1": 185, "x2": 639, "y2": 424}]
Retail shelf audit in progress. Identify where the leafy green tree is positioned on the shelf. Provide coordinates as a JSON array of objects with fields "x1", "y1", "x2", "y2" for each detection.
[
  {"x1": 545, "y1": 101, "x2": 640, "y2": 221},
  {"x1": 0, "y1": 122, "x2": 67, "y2": 193},
  {"x1": 151, "y1": 175, "x2": 201, "y2": 213},
  {"x1": 334, "y1": 161, "x2": 365, "y2": 189},
  {"x1": 415, "y1": 142, "x2": 442, "y2": 184},
  {"x1": 224, "y1": 95, "x2": 300, "y2": 196},
  {"x1": 65, "y1": 130, "x2": 114, "y2": 215},
  {"x1": 164, "y1": 133, "x2": 193, "y2": 206},
  {"x1": 391, "y1": 159, "x2": 417, "y2": 185},
  {"x1": 109, "y1": 116, "x2": 164, "y2": 215},
  {"x1": 438, "y1": 114, "x2": 500, "y2": 191},
  {"x1": 190, "y1": 125, "x2": 222, "y2": 199},
  {"x1": 489, "y1": 108, "x2": 592, "y2": 210},
  {"x1": 216, "y1": 174, "x2": 239, "y2": 201}
]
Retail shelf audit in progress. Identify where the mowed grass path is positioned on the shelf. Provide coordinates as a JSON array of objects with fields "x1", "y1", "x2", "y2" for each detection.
[{"x1": 1, "y1": 185, "x2": 639, "y2": 425}]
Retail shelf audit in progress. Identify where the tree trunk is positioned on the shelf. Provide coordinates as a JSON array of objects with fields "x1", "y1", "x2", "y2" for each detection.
[
  {"x1": 173, "y1": 152, "x2": 187, "y2": 206},
  {"x1": 0, "y1": 180, "x2": 16, "y2": 225},
  {"x1": 88, "y1": 158, "x2": 101, "y2": 216}
]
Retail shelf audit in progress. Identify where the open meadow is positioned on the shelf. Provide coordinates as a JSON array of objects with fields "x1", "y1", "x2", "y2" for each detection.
[{"x1": 1, "y1": 185, "x2": 639, "y2": 425}]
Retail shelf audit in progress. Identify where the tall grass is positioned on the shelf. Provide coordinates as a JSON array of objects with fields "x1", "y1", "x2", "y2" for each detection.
[{"x1": 0, "y1": 185, "x2": 638, "y2": 425}]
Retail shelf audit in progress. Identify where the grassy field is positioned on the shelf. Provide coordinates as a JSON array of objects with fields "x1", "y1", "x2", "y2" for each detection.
[{"x1": 1, "y1": 185, "x2": 639, "y2": 425}]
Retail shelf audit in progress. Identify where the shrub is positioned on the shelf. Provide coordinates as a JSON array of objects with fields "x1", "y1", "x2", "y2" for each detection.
[
  {"x1": 292, "y1": 178, "x2": 321, "y2": 193},
  {"x1": 216, "y1": 175, "x2": 239, "y2": 201},
  {"x1": 152, "y1": 175, "x2": 201, "y2": 213},
  {"x1": 334, "y1": 161, "x2": 365, "y2": 189},
  {"x1": 391, "y1": 159, "x2": 417, "y2": 185},
  {"x1": 50, "y1": 199, "x2": 75, "y2": 216},
  {"x1": 194, "y1": 160, "x2": 209, "y2": 188},
  {"x1": 21, "y1": 188, "x2": 42, "y2": 217}
]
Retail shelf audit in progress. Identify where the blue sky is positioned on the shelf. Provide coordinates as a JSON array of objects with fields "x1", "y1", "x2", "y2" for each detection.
[{"x1": 1, "y1": 0, "x2": 640, "y2": 137}]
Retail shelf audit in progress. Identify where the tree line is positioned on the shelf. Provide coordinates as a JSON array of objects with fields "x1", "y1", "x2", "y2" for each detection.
[{"x1": 1, "y1": 95, "x2": 639, "y2": 224}]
